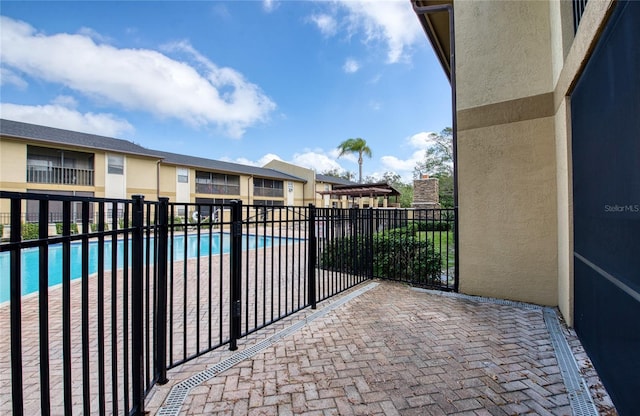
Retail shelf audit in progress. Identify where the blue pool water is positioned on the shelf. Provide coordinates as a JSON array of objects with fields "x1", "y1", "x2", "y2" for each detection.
[{"x1": 0, "y1": 233, "x2": 273, "y2": 303}]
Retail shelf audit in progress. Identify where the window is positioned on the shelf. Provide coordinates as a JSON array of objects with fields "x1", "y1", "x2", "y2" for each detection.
[
  {"x1": 195, "y1": 171, "x2": 240, "y2": 194},
  {"x1": 26, "y1": 145, "x2": 95, "y2": 185},
  {"x1": 253, "y1": 200, "x2": 284, "y2": 207},
  {"x1": 108, "y1": 154, "x2": 124, "y2": 175},
  {"x1": 177, "y1": 168, "x2": 189, "y2": 183},
  {"x1": 253, "y1": 178, "x2": 284, "y2": 197}
]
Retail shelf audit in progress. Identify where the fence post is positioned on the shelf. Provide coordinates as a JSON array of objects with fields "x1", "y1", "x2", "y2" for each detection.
[
  {"x1": 350, "y1": 207, "x2": 358, "y2": 276},
  {"x1": 131, "y1": 195, "x2": 145, "y2": 415},
  {"x1": 453, "y1": 207, "x2": 459, "y2": 292},
  {"x1": 38, "y1": 199, "x2": 51, "y2": 415},
  {"x1": 307, "y1": 204, "x2": 317, "y2": 309},
  {"x1": 155, "y1": 197, "x2": 169, "y2": 385},
  {"x1": 229, "y1": 200, "x2": 242, "y2": 351},
  {"x1": 368, "y1": 207, "x2": 374, "y2": 280},
  {"x1": 9, "y1": 196, "x2": 23, "y2": 416}
]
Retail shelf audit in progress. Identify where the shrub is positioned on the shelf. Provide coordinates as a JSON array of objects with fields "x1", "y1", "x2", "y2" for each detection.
[
  {"x1": 171, "y1": 216, "x2": 185, "y2": 232},
  {"x1": 318, "y1": 235, "x2": 370, "y2": 275},
  {"x1": 410, "y1": 221, "x2": 452, "y2": 232},
  {"x1": 21, "y1": 222, "x2": 39, "y2": 240},
  {"x1": 372, "y1": 229, "x2": 442, "y2": 285},
  {"x1": 54, "y1": 223, "x2": 79, "y2": 235},
  {"x1": 318, "y1": 224, "x2": 442, "y2": 285}
]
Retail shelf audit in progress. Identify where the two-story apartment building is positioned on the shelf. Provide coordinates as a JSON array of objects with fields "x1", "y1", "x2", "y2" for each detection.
[
  {"x1": 263, "y1": 159, "x2": 360, "y2": 208},
  {"x1": 0, "y1": 119, "x2": 310, "y2": 222}
]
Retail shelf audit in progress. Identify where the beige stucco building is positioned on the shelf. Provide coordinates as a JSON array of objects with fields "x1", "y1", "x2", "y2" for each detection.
[
  {"x1": 413, "y1": 1, "x2": 639, "y2": 412},
  {"x1": 414, "y1": 0, "x2": 625, "y2": 317},
  {"x1": 0, "y1": 119, "x2": 315, "y2": 221}
]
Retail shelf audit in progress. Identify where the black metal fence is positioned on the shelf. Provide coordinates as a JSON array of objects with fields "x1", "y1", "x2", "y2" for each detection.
[{"x1": 0, "y1": 191, "x2": 456, "y2": 415}]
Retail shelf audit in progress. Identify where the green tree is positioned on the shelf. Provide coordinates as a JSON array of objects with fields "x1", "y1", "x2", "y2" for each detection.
[
  {"x1": 382, "y1": 172, "x2": 414, "y2": 208},
  {"x1": 337, "y1": 137, "x2": 372, "y2": 184},
  {"x1": 414, "y1": 128, "x2": 453, "y2": 177},
  {"x1": 320, "y1": 168, "x2": 355, "y2": 181},
  {"x1": 414, "y1": 128, "x2": 454, "y2": 208}
]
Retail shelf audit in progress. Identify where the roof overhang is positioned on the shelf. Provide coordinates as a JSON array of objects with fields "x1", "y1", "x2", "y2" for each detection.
[
  {"x1": 412, "y1": 0, "x2": 453, "y2": 81},
  {"x1": 318, "y1": 182, "x2": 401, "y2": 198}
]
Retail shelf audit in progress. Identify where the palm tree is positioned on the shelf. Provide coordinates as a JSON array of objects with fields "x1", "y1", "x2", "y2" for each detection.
[{"x1": 337, "y1": 137, "x2": 372, "y2": 184}]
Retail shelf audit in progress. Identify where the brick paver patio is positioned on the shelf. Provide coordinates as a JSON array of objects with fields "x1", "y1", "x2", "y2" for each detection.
[{"x1": 145, "y1": 280, "x2": 616, "y2": 416}]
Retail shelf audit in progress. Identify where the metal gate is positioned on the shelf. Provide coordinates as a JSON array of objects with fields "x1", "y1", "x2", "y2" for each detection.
[{"x1": 571, "y1": 2, "x2": 640, "y2": 414}]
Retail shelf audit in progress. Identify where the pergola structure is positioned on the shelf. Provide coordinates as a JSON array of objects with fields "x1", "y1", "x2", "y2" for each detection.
[{"x1": 318, "y1": 182, "x2": 401, "y2": 208}]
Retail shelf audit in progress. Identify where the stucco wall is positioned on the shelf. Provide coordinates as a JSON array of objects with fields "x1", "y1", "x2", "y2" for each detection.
[
  {"x1": 454, "y1": 0, "x2": 559, "y2": 306},
  {"x1": 455, "y1": 0, "x2": 553, "y2": 109},
  {"x1": 125, "y1": 157, "x2": 159, "y2": 199},
  {"x1": 264, "y1": 159, "x2": 314, "y2": 205},
  {"x1": 457, "y1": 118, "x2": 558, "y2": 305},
  {"x1": 157, "y1": 164, "x2": 178, "y2": 201},
  {"x1": 554, "y1": 98, "x2": 573, "y2": 322},
  {"x1": 0, "y1": 139, "x2": 26, "y2": 190}
]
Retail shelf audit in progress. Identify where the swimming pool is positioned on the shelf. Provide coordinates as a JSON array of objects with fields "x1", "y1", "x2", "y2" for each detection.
[{"x1": 0, "y1": 233, "x2": 273, "y2": 303}]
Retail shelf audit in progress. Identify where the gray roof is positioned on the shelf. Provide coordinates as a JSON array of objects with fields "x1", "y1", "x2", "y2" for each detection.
[
  {"x1": 316, "y1": 174, "x2": 357, "y2": 186},
  {"x1": 154, "y1": 150, "x2": 306, "y2": 182},
  {"x1": 0, "y1": 118, "x2": 306, "y2": 182},
  {"x1": 0, "y1": 118, "x2": 163, "y2": 158}
]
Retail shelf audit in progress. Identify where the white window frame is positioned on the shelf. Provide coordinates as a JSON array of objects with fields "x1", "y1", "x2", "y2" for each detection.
[
  {"x1": 177, "y1": 168, "x2": 189, "y2": 183},
  {"x1": 107, "y1": 154, "x2": 124, "y2": 175}
]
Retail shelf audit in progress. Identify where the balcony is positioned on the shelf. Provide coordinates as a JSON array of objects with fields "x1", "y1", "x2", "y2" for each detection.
[
  {"x1": 195, "y1": 183, "x2": 240, "y2": 195},
  {"x1": 253, "y1": 186, "x2": 284, "y2": 197},
  {"x1": 26, "y1": 165, "x2": 94, "y2": 186}
]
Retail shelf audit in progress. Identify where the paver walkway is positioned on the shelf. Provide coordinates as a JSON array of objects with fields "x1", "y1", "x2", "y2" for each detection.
[{"x1": 145, "y1": 281, "x2": 616, "y2": 415}]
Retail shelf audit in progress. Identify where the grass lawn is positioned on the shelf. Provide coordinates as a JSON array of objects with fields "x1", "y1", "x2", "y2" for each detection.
[{"x1": 417, "y1": 230, "x2": 456, "y2": 269}]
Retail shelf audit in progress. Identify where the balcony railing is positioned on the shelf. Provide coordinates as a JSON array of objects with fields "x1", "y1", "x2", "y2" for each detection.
[
  {"x1": 195, "y1": 183, "x2": 240, "y2": 195},
  {"x1": 253, "y1": 187, "x2": 284, "y2": 197},
  {"x1": 26, "y1": 165, "x2": 94, "y2": 186}
]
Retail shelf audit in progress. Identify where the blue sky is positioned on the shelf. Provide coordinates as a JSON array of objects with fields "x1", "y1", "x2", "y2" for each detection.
[{"x1": 0, "y1": 0, "x2": 451, "y2": 182}]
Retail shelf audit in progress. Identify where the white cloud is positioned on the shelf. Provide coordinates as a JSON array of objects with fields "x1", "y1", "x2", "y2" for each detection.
[
  {"x1": 408, "y1": 131, "x2": 438, "y2": 148},
  {"x1": 52, "y1": 95, "x2": 79, "y2": 108},
  {"x1": 343, "y1": 58, "x2": 360, "y2": 74},
  {"x1": 0, "y1": 102, "x2": 134, "y2": 137},
  {"x1": 77, "y1": 26, "x2": 112, "y2": 43},
  {"x1": 291, "y1": 150, "x2": 343, "y2": 172},
  {"x1": 380, "y1": 153, "x2": 421, "y2": 172},
  {"x1": 339, "y1": 0, "x2": 421, "y2": 63},
  {"x1": 231, "y1": 153, "x2": 282, "y2": 167},
  {"x1": 312, "y1": 1, "x2": 422, "y2": 64},
  {"x1": 379, "y1": 131, "x2": 438, "y2": 181},
  {"x1": 232, "y1": 150, "x2": 344, "y2": 175},
  {"x1": 0, "y1": 16, "x2": 276, "y2": 138},
  {"x1": 262, "y1": 0, "x2": 278, "y2": 13},
  {"x1": 257, "y1": 153, "x2": 283, "y2": 166},
  {"x1": 368, "y1": 73, "x2": 382, "y2": 84},
  {"x1": 309, "y1": 14, "x2": 338, "y2": 37},
  {"x1": 368, "y1": 100, "x2": 382, "y2": 111},
  {"x1": 0, "y1": 67, "x2": 28, "y2": 89}
]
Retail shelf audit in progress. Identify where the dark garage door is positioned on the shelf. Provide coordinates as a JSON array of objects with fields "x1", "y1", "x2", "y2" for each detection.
[{"x1": 571, "y1": 2, "x2": 640, "y2": 414}]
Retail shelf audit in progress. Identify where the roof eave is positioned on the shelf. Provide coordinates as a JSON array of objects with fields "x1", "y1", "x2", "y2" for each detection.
[
  {"x1": 412, "y1": 0, "x2": 453, "y2": 81},
  {"x1": 2, "y1": 132, "x2": 165, "y2": 160}
]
